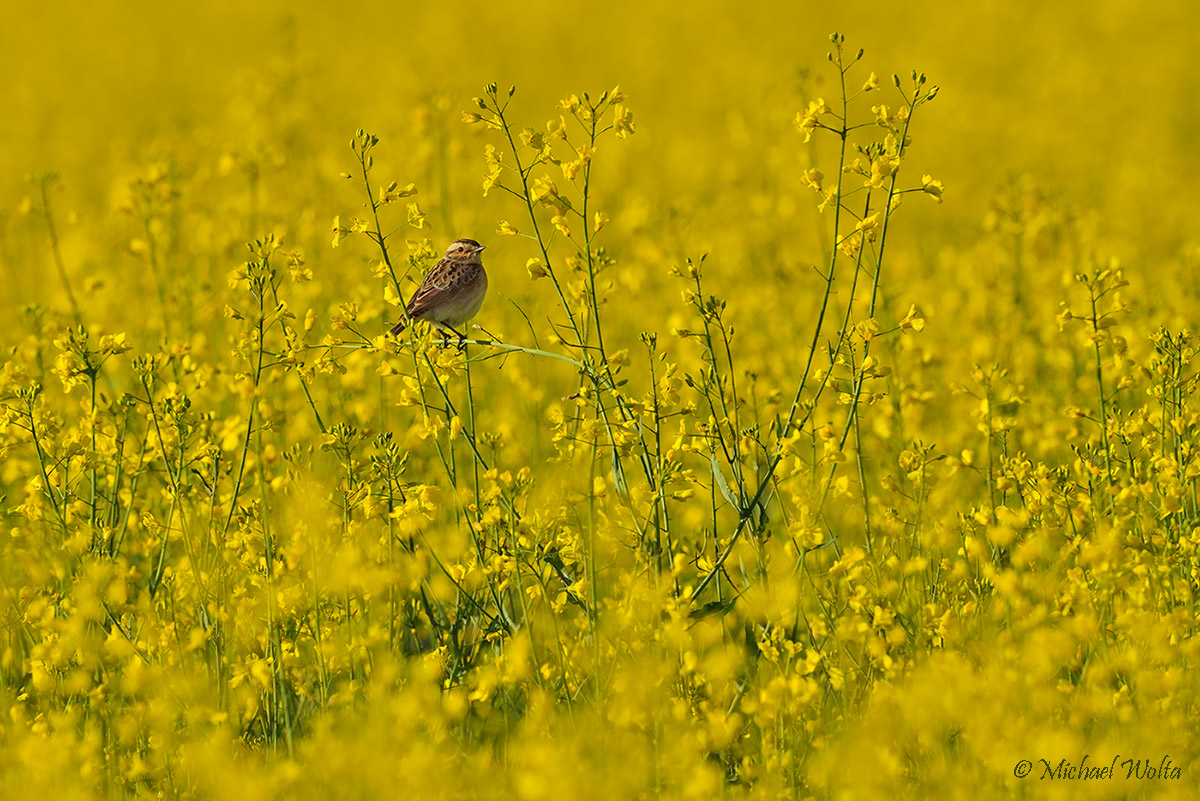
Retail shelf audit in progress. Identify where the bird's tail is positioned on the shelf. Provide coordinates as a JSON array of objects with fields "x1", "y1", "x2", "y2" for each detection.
[{"x1": 389, "y1": 318, "x2": 408, "y2": 336}]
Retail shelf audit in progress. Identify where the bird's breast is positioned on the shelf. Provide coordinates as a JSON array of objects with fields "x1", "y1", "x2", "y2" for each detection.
[{"x1": 429, "y1": 269, "x2": 487, "y2": 326}]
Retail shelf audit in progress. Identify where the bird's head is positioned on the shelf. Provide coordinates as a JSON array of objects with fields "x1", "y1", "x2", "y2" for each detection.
[{"x1": 446, "y1": 239, "x2": 486, "y2": 261}]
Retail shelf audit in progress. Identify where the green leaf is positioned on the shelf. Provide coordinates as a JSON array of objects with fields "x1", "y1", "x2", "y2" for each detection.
[
  {"x1": 611, "y1": 449, "x2": 628, "y2": 500},
  {"x1": 711, "y1": 452, "x2": 740, "y2": 512}
]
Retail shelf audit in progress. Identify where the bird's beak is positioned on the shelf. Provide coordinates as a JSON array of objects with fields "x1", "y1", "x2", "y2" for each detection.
[{"x1": 474, "y1": 245, "x2": 487, "y2": 253}]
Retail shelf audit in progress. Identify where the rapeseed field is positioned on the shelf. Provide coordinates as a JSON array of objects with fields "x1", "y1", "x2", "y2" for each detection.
[{"x1": 2, "y1": 1, "x2": 1199, "y2": 798}]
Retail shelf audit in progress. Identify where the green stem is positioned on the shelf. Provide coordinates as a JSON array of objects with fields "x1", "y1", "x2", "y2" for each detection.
[{"x1": 38, "y1": 176, "x2": 81, "y2": 324}]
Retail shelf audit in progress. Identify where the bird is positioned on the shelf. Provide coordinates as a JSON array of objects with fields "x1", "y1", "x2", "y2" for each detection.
[{"x1": 389, "y1": 238, "x2": 488, "y2": 345}]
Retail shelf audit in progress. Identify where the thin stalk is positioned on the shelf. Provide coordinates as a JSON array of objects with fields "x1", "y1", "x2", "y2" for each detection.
[
  {"x1": 38, "y1": 176, "x2": 81, "y2": 324},
  {"x1": 89, "y1": 376, "x2": 98, "y2": 536},
  {"x1": 27, "y1": 406, "x2": 70, "y2": 538},
  {"x1": 692, "y1": 69, "x2": 929, "y2": 602},
  {"x1": 1090, "y1": 292, "x2": 1116, "y2": 501}
]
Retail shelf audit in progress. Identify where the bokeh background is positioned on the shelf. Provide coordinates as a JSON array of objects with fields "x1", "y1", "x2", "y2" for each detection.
[
  {"x1": 3, "y1": 1, "x2": 1200, "y2": 799},
  {"x1": 5, "y1": 0, "x2": 1198, "y2": 242}
]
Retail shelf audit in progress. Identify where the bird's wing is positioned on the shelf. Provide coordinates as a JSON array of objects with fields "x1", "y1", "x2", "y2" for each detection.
[{"x1": 406, "y1": 259, "x2": 481, "y2": 318}]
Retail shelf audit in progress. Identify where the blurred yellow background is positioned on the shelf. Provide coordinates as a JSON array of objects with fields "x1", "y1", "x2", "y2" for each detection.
[
  {"x1": 5, "y1": 0, "x2": 1197, "y2": 234},
  {"x1": 3, "y1": 2, "x2": 1199, "y2": 798}
]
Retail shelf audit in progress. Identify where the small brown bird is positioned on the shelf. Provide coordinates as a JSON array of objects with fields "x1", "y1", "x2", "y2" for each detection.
[{"x1": 390, "y1": 238, "x2": 488, "y2": 343}]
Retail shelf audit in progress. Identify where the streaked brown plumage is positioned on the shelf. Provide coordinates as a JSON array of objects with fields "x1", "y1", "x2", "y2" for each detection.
[{"x1": 389, "y1": 238, "x2": 488, "y2": 341}]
